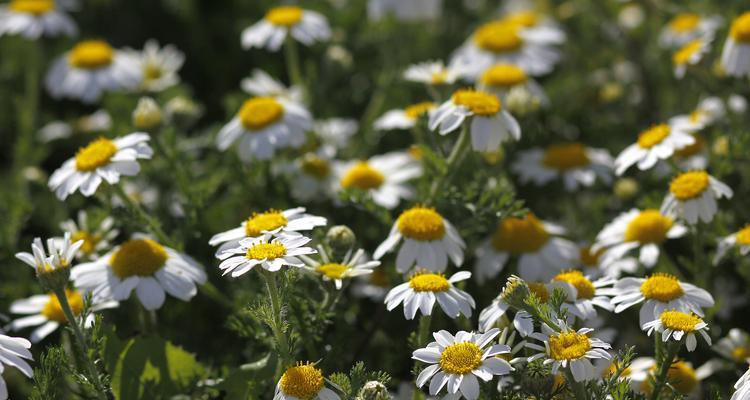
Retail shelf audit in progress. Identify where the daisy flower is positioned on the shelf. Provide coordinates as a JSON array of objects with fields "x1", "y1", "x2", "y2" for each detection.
[
  {"x1": 38, "y1": 109, "x2": 112, "y2": 143},
  {"x1": 367, "y1": 0, "x2": 442, "y2": 22},
  {"x1": 578, "y1": 245, "x2": 638, "y2": 278},
  {"x1": 8, "y1": 289, "x2": 117, "y2": 342},
  {"x1": 373, "y1": 206, "x2": 465, "y2": 273},
  {"x1": 721, "y1": 12, "x2": 750, "y2": 77},
  {"x1": 240, "y1": 69, "x2": 303, "y2": 103},
  {"x1": 48, "y1": 133, "x2": 153, "y2": 200},
  {"x1": 333, "y1": 151, "x2": 422, "y2": 209},
  {"x1": 0, "y1": 334, "x2": 33, "y2": 400},
  {"x1": 732, "y1": 367, "x2": 750, "y2": 400},
  {"x1": 301, "y1": 247, "x2": 380, "y2": 289},
  {"x1": 479, "y1": 281, "x2": 573, "y2": 336},
  {"x1": 477, "y1": 63, "x2": 547, "y2": 105},
  {"x1": 474, "y1": 213, "x2": 577, "y2": 282},
  {"x1": 374, "y1": 102, "x2": 436, "y2": 131},
  {"x1": 614, "y1": 122, "x2": 696, "y2": 175},
  {"x1": 130, "y1": 39, "x2": 185, "y2": 92},
  {"x1": 642, "y1": 310, "x2": 711, "y2": 351},
  {"x1": 384, "y1": 270, "x2": 474, "y2": 320},
  {"x1": 45, "y1": 40, "x2": 141, "y2": 103},
  {"x1": 669, "y1": 97, "x2": 725, "y2": 131},
  {"x1": 661, "y1": 170, "x2": 733, "y2": 224},
  {"x1": 714, "y1": 329, "x2": 750, "y2": 363},
  {"x1": 0, "y1": 0, "x2": 76, "y2": 39},
  {"x1": 283, "y1": 151, "x2": 337, "y2": 203},
  {"x1": 673, "y1": 37, "x2": 712, "y2": 79},
  {"x1": 527, "y1": 323, "x2": 612, "y2": 382},
  {"x1": 216, "y1": 233, "x2": 316, "y2": 277},
  {"x1": 71, "y1": 238, "x2": 207, "y2": 310},
  {"x1": 659, "y1": 13, "x2": 722, "y2": 48},
  {"x1": 715, "y1": 225, "x2": 750, "y2": 264},
  {"x1": 313, "y1": 118, "x2": 358, "y2": 151},
  {"x1": 15, "y1": 233, "x2": 82, "y2": 275},
  {"x1": 241, "y1": 6, "x2": 330, "y2": 51},
  {"x1": 351, "y1": 267, "x2": 391, "y2": 301},
  {"x1": 274, "y1": 361, "x2": 340, "y2": 400},
  {"x1": 429, "y1": 89, "x2": 520, "y2": 152},
  {"x1": 512, "y1": 143, "x2": 613, "y2": 191},
  {"x1": 216, "y1": 96, "x2": 312, "y2": 161},
  {"x1": 606, "y1": 272, "x2": 714, "y2": 326},
  {"x1": 593, "y1": 208, "x2": 687, "y2": 268},
  {"x1": 403, "y1": 60, "x2": 463, "y2": 86},
  {"x1": 552, "y1": 270, "x2": 614, "y2": 321},
  {"x1": 629, "y1": 358, "x2": 708, "y2": 397},
  {"x1": 412, "y1": 328, "x2": 514, "y2": 400},
  {"x1": 58, "y1": 210, "x2": 118, "y2": 260}
]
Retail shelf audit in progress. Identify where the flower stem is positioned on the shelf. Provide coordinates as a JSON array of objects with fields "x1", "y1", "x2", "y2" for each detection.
[
  {"x1": 649, "y1": 341, "x2": 679, "y2": 400},
  {"x1": 112, "y1": 183, "x2": 177, "y2": 249},
  {"x1": 260, "y1": 270, "x2": 291, "y2": 377},
  {"x1": 564, "y1": 369, "x2": 588, "y2": 400},
  {"x1": 427, "y1": 123, "x2": 471, "y2": 204},
  {"x1": 284, "y1": 36, "x2": 304, "y2": 99},
  {"x1": 416, "y1": 314, "x2": 432, "y2": 347}
]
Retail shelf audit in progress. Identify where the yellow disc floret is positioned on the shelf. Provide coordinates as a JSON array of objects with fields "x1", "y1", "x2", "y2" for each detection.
[
  {"x1": 637, "y1": 124, "x2": 671, "y2": 148},
  {"x1": 75, "y1": 137, "x2": 118, "y2": 172},
  {"x1": 640, "y1": 273, "x2": 684, "y2": 302},
  {"x1": 110, "y1": 239, "x2": 168, "y2": 278},
  {"x1": 730, "y1": 12, "x2": 750, "y2": 43},
  {"x1": 279, "y1": 362, "x2": 325, "y2": 399},
  {"x1": 542, "y1": 143, "x2": 591, "y2": 171},
  {"x1": 397, "y1": 207, "x2": 446, "y2": 241},
  {"x1": 245, "y1": 242, "x2": 286, "y2": 260},
  {"x1": 68, "y1": 40, "x2": 115, "y2": 69},
  {"x1": 659, "y1": 310, "x2": 701, "y2": 332},
  {"x1": 405, "y1": 102, "x2": 436, "y2": 120},
  {"x1": 452, "y1": 89, "x2": 501, "y2": 116},
  {"x1": 42, "y1": 289, "x2": 83, "y2": 323},
  {"x1": 10, "y1": 0, "x2": 54, "y2": 14},
  {"x1": 238, "y1": 97, "x2": 285, "y2": 131},
  {"x1": 317, "y1": 263, "x2": 349, "y2": 280},
  {"x1": 624, "y1": 210, "x2": 674, "y2": 244},
  {"x1": 669, "y1": 170, "x2": 710, "y2": 200},
  {"x1": 553, "y1": 270, "x2": 595, "y2": 299},
  {"x1": 71, "y1": 231, "x2": 102, "y2": 255},
  {"x1": 642, "y1": 360, "x2": 698, "y2": 395},
  {"x1": 491, "y1": 213, "x2": 549, "y2": 255},
  {"x1": 480, "y1": 64, "x2": 528, "y2": 87},
  {"x1": 439, "y1": 342, "x2": 483, "y2": 375},
  {"x1": 528, "y1": 282, "x2": 550, "y2": 303},
  {"x1": 244, "y1": 210, "x2": 289, "y2": 237},
  {"x1": 579, "y1": 246, "x2": 605, "y2": 267},
  {"x1": 668, "y1": 13, "x2": 701, "y2": 33},
  {"x1": 409, "y1": 271, "x2": 450, "y2": 292},
  {"x1": 300, "y1": 154, "x2": 331, "y2": 179},
  {"x1": 340, "y1": 161, "x2": 385, "y2": 190},
  {"x1": 736, "y1": 225, "x2": 750, "y2": 246},
  {"x1": 474, "y1": 21, "x2": 523, "y2": 53},
  {"x1": 502, "y1": 11, "x2": 539, "y2": 28},
  {"x1": 673, "y1": 40, "x2": 703, "y2": 66},
  {"x1": 265, "y1": 6, "x2": 303, "y2": 27},
  {"x1": 549, "y1": 331, "x2": 591, "y2": 360}
]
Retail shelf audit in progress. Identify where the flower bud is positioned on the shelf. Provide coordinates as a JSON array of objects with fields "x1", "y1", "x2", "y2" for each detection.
[
  {"x1": 165, "y1": 96, "x2": 203, "y2": 128},
  {"x1": 355, "y1": 381, "x2": 391, "y2": 400},
  {"x1": 614, "y1": 178, "x2": 639, "y2": 200},
  {"x1": 500, "y1": 275, "x2": 530, "y2": 310},
  {"x1": 712, "y1": 135, "x2": 729, "y2": 156},
  {"x1": 132, "y1": 97, "x2": 162, "y2": 130},
  {"x1": 326, "y1": 225, "x2": 356, "y2": 255}
]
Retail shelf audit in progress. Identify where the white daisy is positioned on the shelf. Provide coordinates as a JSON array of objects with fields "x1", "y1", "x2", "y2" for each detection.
[
  {"x1": 71, "y1": 238, "x2": 207, "y2": 310},
  {"x1": 715, "y1": 329, "x2": 750, "y2": 364},
  {"x1": 669, "y1": 96, "x2": 726, "y2": 131},
  {"x1": 673, "y1": 37, "x2": 712, "y2": 79},
  {"x1": 412, "y1": 328, "x2": 514, "y2": 400},
  {"x1": 301, "y1": 247, "x2": 380, "y2": 289},
  {"x1": 48, "y1": 132, "x2": 153, "y2": 200},
  {"x1": 0, "y1": 0, "x2": 76, "y2": 39},
  {"x1": 578, "y1": 245, "x2": 638, "y2": 279},
  {"x1": 629, "y1": 357, "x2": 708, "y2": 397},
  {"x1": 429, "y1": 89, "x2": 521, "y2": 152},
  {"x1": 130, "y1": 39, "x2": 184, "y2": 92},
  {"x1": 614, "y1": 122, "x2": 697, "y2": 175},
  {"x1": 661, "y1": 170, "x2": 733, "y2": 224},
  {"x1": 552, "y1": 270, "x2": 614, "y2": 321},
  {"x1": 642, "y1": 310, "x2": 711, "y2": 352},
  {"x1": 58, "y1": 210, "x2": 118, "y2": 260},
  {"x1": 240, "y1": 69, "x2": 303, "y2": 103},
  {"x1": 0, "y1": 334, "x2": 33, "y2": 400},
  {"x1": 715, "y1": 225, "x2": 750, "y2": 264},
  {"x1": 373, "y1": 206, "x2": 465, "y2": 273},
  {"x1": 479, "y1": 281, "x2": 573, "y2": 336},
  {"x1": 659, "y1": 13, "x2": 722, "y2": 48},
  {"x1": 274, "y1": 361, "x2": 340, "y2": 400},
  {"x1": 403, "y1": 60, "x2": 463, "y2": 86},
  {"x1": 527, "y1": 322, "x2": 612, "y2": 382},
  {"x1": 216, "y1": 96, "x2": 312, "y2": 161},
  {"x1": 216, "y1": 233, "x2": 316, "y2": 277},
  {"x1": 332, "y1": 151, "x2": 422, "y2": 209},
  {"x1": 241, "y1": 6, "x2": 331, "y2": 51},
  {"x1": 721, "y1": 12, "x2": 750, "y2": 77},
  {"x1": 313, "y1": 118, "x2": 358, "y2": 151},
  {"x1": 367, "y1": 0, "x2": 442, "y2": 22},
  {"x1": 374, "y1": 102, "x2": 436, "y2": 131},
  {"x1": 15, "y1": 232, "x2": 82, "y2": 275},
  {"x1": 476, "y1": 63, "x2": 547, "y2": 105},
  {"x1": 45, "y1": 40, "x2": 141, "y2": 103},
  {"x1": 384, "y1": 271, "x2": 474, "y2": 320},
  {"x1": 512, "y1": 143, "x2": 613, "y2": 191},
  {"x1": 282, "y1": 151, "x2": 338, "y2": 203}
]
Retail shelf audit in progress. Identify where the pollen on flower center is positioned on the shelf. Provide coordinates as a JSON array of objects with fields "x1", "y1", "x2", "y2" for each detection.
[
  {"x1": 265, "y1": 6, "x2": 303, "y2": 26},
  {"x1": 549, "y1": 332, "x2": 591, "y2": 360},
  {"x1": 668, "y1": 13, "x2": 701, "y2": 33},
  {"x1": 317, "y1": 263, "x2": 349, "y2": 279},
  {"x1": 72, "y1": 231, "x2": 101, "y2": 254},
  {"x1": 405, "y1": 102, "x2": 436, "y2": 120},
  {"x1": 637, "y1": 124, "x2": 671, "y2": 149},
  {"x1": 502, "y1": 11, "x2": 539, "y2": 28},
  {"x1": 409, "y1": 271, "x2": 450, "y2": 292},
  {"x1": 340, "y1": 161, "x2": 385, "y2": 190},
  {"x1": 110, "y1": 239, "x2": 168, "y2": 278},
  {"x1": 624, "y1": 210, "x2": 673, "y2": 244},
  {"x1": 68, "y1": 40, "x2": 115, "y2": 69},
  {"x1": 9, "y1": 0, "x2": 54, "y2": 14},
  {"x1": 640, "y1": 273, "x2": 684, "y2": 302},
  {"x1": 397, "y1": 207, "x2": 446, "y2": 241},
  {"x1": 491, "y1": 213, "x2": 549, "y2": 255},
  {"x1": 542, "y1": 143, "x2": 591, "y2": 171},
  {"x1": 431, "y1": 71, "x2": 449, "y2": 85},
  {"x1": 439, "y1": 342, "x2": 483, "y2": 375},
  {"x1": 736, "y1": 226, "x2": 750, "y2": 246},
  {"x1": 673, "y1": 40, "x2": 703, "y2": 65},
  {"x1": 74, "y1": 137, "x2": 118, "y2": 172},
  {"x1": 42, "y1": 289, "x2": 83, "y2": 323},
  {"x1": 279, "y1": 362, "x2": 324, "y2": 399},
  {"x1": 660, "y1": 310, "x2": 701, "y2": 332},
  {"x1": 245, "y1": 210, "x2": 289, "y2": 237},
  {"x1": 239, "y1": 97, "x2": 285, "y2": 131},
  {"x1": 300, "y1": 154, "x2": 331, "y2": 179},
  {"x1": 528, "y1": 282, "x2": 550, "y2": 303},
  {"x1": 732, "y1": 346, "x2": 750, "y2": 362},
  {"x1": 246, "y1": 242, "x2": 287, "y2": 260},
  {"x1": 474, "y1": 21, "x2": 523, "y2": 53},
  {"x1": 730, "y1": 12, "x2": 750, "y2": 43},
  {"x1": 553, "y1": 270, "x2": 595, "y2": 299},
  {"x1": 674, "y1": 134, "x2": 705, "y2": 158},
  {"x1": 452, "y1": 89, "x2": 501, "y2": 116},
  {"x1": 480, "y1": 64, "x2": 528, "y2": 87},
  {"x1": 669, "y1": 171, "x2": 710, "y2": 200}
]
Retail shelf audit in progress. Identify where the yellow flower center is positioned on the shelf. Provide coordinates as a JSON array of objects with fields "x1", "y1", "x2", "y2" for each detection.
[
  {"x1": 549, "y1": 332, "x2": 591, "y2": 360},
  {"x1": 730, "y1": 12, "x2": 750, "y2": 43},
  {"x1": 9, "y1": 0, "x2": 54, "y2": 14},
  {"x1": 340, "y1": 161, "x2": 385, "y2": 190},
  {"x1": 405, "y1": 102, "x2": 436, "y2": 120},
  {"x1": 480, "y1": 64, "x2": 528, "y2": 88},
  {"x1": 640, "y1": 273, "x2": 684, "y2": 302},
  {"x1": 396, "y1": 207, "x2": 446, "y2": 241},
  {"x1": 74, "y1": 137, "x2": 118, "y2": 172},
  {"x1": 409, "y1": 272, "x2": 450, "y2": 292},
  {"x1": 245, "y1": 242, "x2": 287, "y2": 260},
  {"x1": 669, "y1": 171, "x2": 710, "y2": 200},
  {"x1": 245, "y1": 210, "x2": 289, "y2": 237},
  {"x1": 542, "y1": 143, "x2": 591, "y2": 171},
  {"x1": 659, "y1": 310, "x2": 701, "y2": 332},
  {"x1": 642, "y1": 361, "x2": 698, "y2": 395},
  {"x1": 279, "y1": 362, "x2": 325, "y2": 400},
  {"x1": 300, "y1": 154, "x2": 331, "y2": 180},
  {"x1": 637, "y1": 124, "x2": 671, "y2": 149},
  {"x1": 238, "y1": 97, "x2": 285, "y2": 131},
  {"x1": 68, "y1": 40, "x2": 115, "y2": 70},
  {"x1": 265, "y1": 6, "x2": 303, "y2": 27},
  {"x1": 579, "y1": 246, "x2": 605, "y2": 267},
  {"x1": 668, "y1": 13, "x2": 701, "y2": 33},
  {"x1": 143, "y1": 63, "x2": 164, "y2": 81},
  {"x1": 317, "y1": 263, "x2": 349, "y2": 280},
  {"x1": 553, "y1": 270, "x2": 595, "y2": 299},
  {"x1": 439, "y1": 342, "x2": 483, "y2": 375},
  {"x1": 110, "y1": 239, "x2": 168, "y2": 278},
  {"x1": 502, "y1": 11, "x2": 539, "y2": 28},
  {"x1": 624, "y1": 209, "x2": 674, "y2": 244},
  {"x1": 474, "y1": 21, "x2": 523, "y2": 53},
  {"x1": 491, "y1": 213, "x2": 549, "y2": 255},
  {"x1": 41, "y1": 289, "x2": 83, "y2": 323},
  {"x1": 528, "y1": 282, "x2": 550, "y2": 303},
  {"x1": 732, "y1": 346, "x2": 750, "y2": 362},
  {"x1": 71, "y1": 231, "x2": 102, "y2": 255},
  {"x1": 431, "y1": 71, "x2": 449, "y2": 85},
  {"x1": 452, "y1": 89, "x2": 501, "y2": 116},
  {"x1": 673, "y1": 40, "x2": 703, "y2": 66},
  {"x1": 736, "y1": 225, "x2": 750, "y2": 246},
  {"x1": 674, "y1": 134, "x2": 705, "y2": 158},
  {"x1": 603, "y1": 362, "x2": 631, "y2": 378}
]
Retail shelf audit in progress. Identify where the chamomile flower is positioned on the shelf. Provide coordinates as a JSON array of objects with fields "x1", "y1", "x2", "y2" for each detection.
[
  {"x1": 45, "y1": 40, "x2": 141, "y2": 103},
  {"x1": 673, "y1": 37, "x2": 712, "y2": 79},
  {"x1": 71, "y1": 238, "x2": 207, "y2": 310},
  {"x1": 59, "y1": 210, "x2": 118, "y2": 260},
  {"x1": 593, "y1": 209, "x2": 687, "y2": 268},
  {"x1": 715, "y1": 225, "x2": 750, "y2": 264},
  {"x1": 241, "y1": 6, "x2": 331, "y2": 51},
  {"x1": 216, "y1": 96, "x2": 312, "y2": 161},
  {"x1": 732, "y1": 367, "x2": 750, "y2": 400},
  {"x1": 629, "y1": 358, "x2": 708, "y2": 397},
  {"x1": 642, "y1": 310, "x2": 711, "y2": 351},
  {"x1": 313, "y1": 118, "x2": 358, "y2": 151},
  {"x1": 384, "y1": 271, "x2": 474, "y2": 320},
  {"x1": 8, "y1": 289, "x2": 117, "y2": 342},
  {"x1": 661, "y1": 170, "x2": 733, "y2": 224},
  {"x1": 374, "y1": 102, "x2": 436, "y2": 131},
  {"x1": 38, "y1": 109, "x2": 112, "y2": 142},
  {"x1": 130, "y1": 39, "x2": 184, "y2": 92},
  {"x1": 429, "y1": 89, "x2": 521, "y2": 152},
  {"x1": 552, "y1": 270, "x2": 614, "y2": 321},
  {"x1": 274, "y1": 361, "x2": 340, "y2": 400},
  {"x1": 333, "y1": 151, "x2": 422, "y2": 209},
  {"x1": 715, "y1": 329, "x2": 750, "y2": 363},
  {"x1": 412, "y1": 328, "x2": 514, "y2": 400},
  {"x1": 606, "y1": 273, "x2": 714, "y2": 326},
  {"x1": 240, "y1": 69, "x2": 303, "y2": 103},
  {"x1": 301, "y1": 247, "x2": 380, "y2": 289},
  {"x1": 0, "y1": 0, "x2": 76, "y2": 39},
  {"x1": 614, "y1": 122, "x2": 697, "y2": 175},
  {"x1": 512, "y1": 143, "x2": 614, "y2": 191},
  {"x1": 721, "y1": 12, "x2": 750, "y2": 77},
  {"x1": 477, "y1": 63, "x2": 546, "y2": 104},
  {"x1": 578, "y1": 245, "x2": 638, "y2": 278},
  {"x1": 0, "y1": 334, "x2": 33, "y2": 400},
  {"x1": 48, "y1": 133, "x2": 153, "y2": 200},
  {"x1": 15, "y1": 233, "x2": 82, "y2": 275},
  {"x1": 659, "y1": 13, "x2": 722, "y2": 48},
  {"x1": 479, "y1": 281, "x2": 572, "y2": 336},
  {"x1": 527, "y1": 323, "x2": 612, "y2": 382},
  {"x1": 284, "y1": 151, "x2": 337, "y2": 203},
  {"x1": 373, "y1": 206, "x2": 465, "y2": 273},
  {"x1": 669, "y1": 97, "x2": 726, "y2": 131},
  {"x1": 474, "y1": 213, "x2": 578, "y2": 282},
  {"x1": 216, "y1": 233, "x2": 316, "y2": 277},
  {"x1": 403, "y1": 61, "x2": 463, "y2": 86}
]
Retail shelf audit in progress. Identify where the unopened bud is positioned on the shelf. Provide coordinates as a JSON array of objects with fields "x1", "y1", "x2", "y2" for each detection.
[
  {"x1": 132, "y1": 97, "x2": 162, "y2": 130},
  {"x1": 356, "y1": 381, "x2": 391, "y2": 400},
  {"x1": 614, "y1": 178, "x2": 639, "y2": 200},
  {"x1": 712, "y1": 135, "x2": 729, "y2": 156},
  {"x1": 326, "y1": 225, "x2": 356, "y2": 255},
  {"x1": 500, "y1": 275, "x2": 530, "y2": 310}
]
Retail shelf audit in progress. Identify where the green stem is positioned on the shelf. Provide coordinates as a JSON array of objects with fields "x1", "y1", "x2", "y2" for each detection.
[
  {"x1": 260, "y1": 270, "x2": 291, "y2": 377},
  {"x1": 284, "y1": 37, "x2": 304, "y2": 98},
  {"x1": 417, "y1": 314, "x2": 432, "y2": 347},
  {"x1": 112, "y1": 184, "x2": 177, "y2": 249},
  {"x1": 649, "y1": 341, "x2": 679, "y2": 400},
  {"x1": 427, "y1": 123, "x2": 471, "y2": 203},
  {"x1": 564, "y1": 369, "x2": 588, "y2": 400}
]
